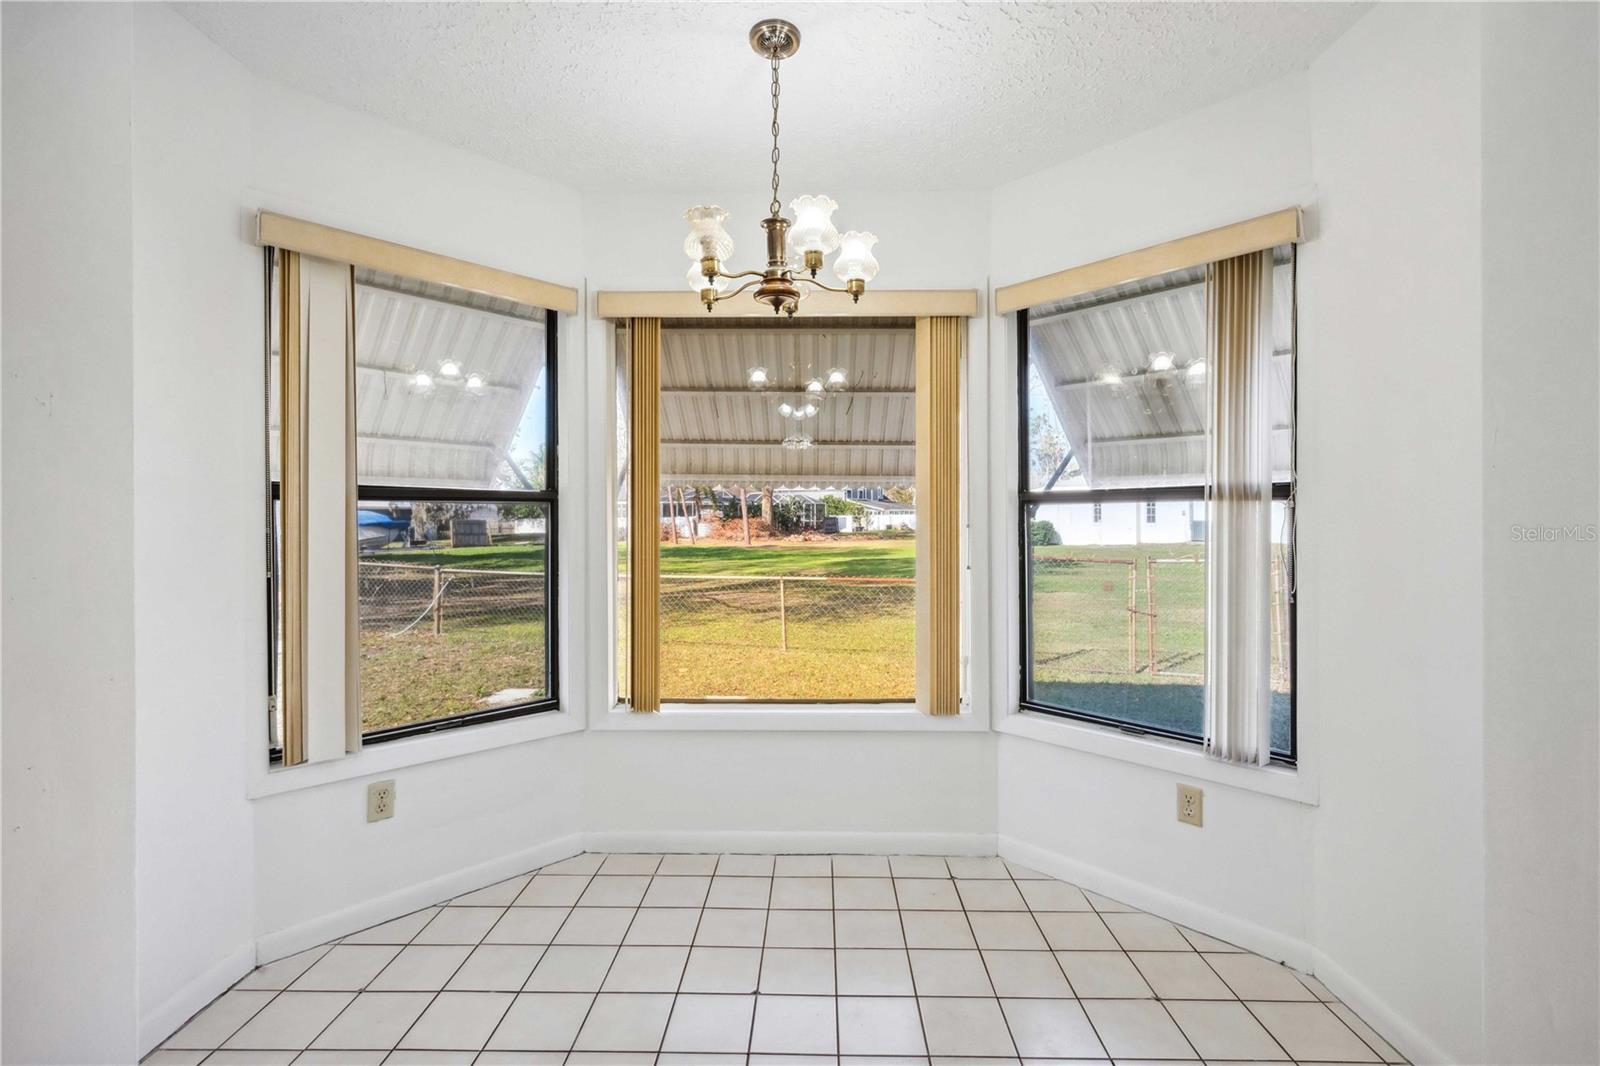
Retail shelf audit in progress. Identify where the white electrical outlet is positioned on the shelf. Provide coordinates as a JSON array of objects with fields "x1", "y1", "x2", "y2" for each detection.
[
  {"x1": 367, "y1": 779, "x2": 396, "y2": 822},
  {"x1": 1177, "y1": 783, "x2": 1203, "y2": 827}
]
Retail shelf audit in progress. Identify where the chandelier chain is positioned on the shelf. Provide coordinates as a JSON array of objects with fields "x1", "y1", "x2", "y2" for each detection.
[{"x1": 769, "y1": 49, "x2": 782, "y2": 217}]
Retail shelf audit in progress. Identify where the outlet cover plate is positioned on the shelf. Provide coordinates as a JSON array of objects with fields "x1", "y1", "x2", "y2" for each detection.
[
  {"x1": 367, "y1": 779, "x2": 396, "y2": 822},
  {"x1": 1177, "y1": 783, "x2": 1203, "y2": 827}
]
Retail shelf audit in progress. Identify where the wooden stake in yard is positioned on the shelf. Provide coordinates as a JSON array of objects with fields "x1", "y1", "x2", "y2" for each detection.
[
  {"x1": 1126, "y1": 562, "x2": 1137, "y2": 673},
  {"x1": 738, "y1": 484, "x2": 751, "y2": 545},
  {"x1": 777, "y1": 576, "x2": 788, "y2": 651},
  {"x1": 1146, "y1": 558, "x2": 1158, "y2": 676},
  {"x1": 1146, "y1": 558, "x2": 1157, "y2": 675},
  {"x1": 666, "y1": 487, "x2": 680, "y2": 544}
]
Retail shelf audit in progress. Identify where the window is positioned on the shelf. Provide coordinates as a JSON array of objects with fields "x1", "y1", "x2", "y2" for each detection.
[
  {"x1": 625, "y1": 319, "x2": 920, "y2": 703},
  {"x1": 268, "y1": 252, "x2": 561, "y2": 758},
  {"x1": 1019, "y1": 246, "x2": 1295, "y2": 761}
]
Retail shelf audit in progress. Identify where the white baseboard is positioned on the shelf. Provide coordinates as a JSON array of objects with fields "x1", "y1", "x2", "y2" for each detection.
[
  {"x1": 997, "y1": 834, "x2": 1315, "y2": 970},
  {"x1": 254, "y1": 832, "x2": 585, "y2": 964},
  {"x1": 139, "y1": 940, "x2": 256, "y2": 1056},
  {"x1": 584, "y1": 829, "x2": 996, "y2": 856},
  {"x1": 1306, "y1": 947, "x2": 1455, "y2": 1065},
  {"x1": 998, "y1": 834, "x2": 1447, "y2": 1066}
]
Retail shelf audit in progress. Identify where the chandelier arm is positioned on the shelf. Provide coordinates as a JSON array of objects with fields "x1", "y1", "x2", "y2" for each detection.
[
  {"x1": 794, "y1": 276, "x2": 854, "y2": 295},
  {"x1": 713, "y1": 269, "x2": 769, "y2": 282},
  {"x1": 712, "y1": 277, "x2": 767, "y2": 302}
]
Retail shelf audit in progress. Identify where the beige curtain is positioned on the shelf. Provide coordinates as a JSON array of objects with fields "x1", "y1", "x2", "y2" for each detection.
[
  {"x1": 277, "y1": 252, "x2": 360, "y2": 762},
  {"x1": 627, "y1": 319, "x2": 662, "y2": 712},
  {"x1": 1203, "y1": 251, "x2": 1274, "y2": 763},
  {"x1": 915, "y1": 316, "x2": 963, "y2": 716}
]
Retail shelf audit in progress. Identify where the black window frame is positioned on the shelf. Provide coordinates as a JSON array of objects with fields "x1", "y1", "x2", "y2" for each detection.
[
  {"x1": 265, "y1": 250, "x2": 561, "y2": 754},
  {"x1": 1015, "y1": 256, "x2": 1298, "y2": 764}
]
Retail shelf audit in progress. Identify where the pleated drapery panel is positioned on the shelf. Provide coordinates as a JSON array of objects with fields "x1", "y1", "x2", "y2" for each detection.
[{"x1": 1203, "y1": 251, "x2": 1275, "y2": 764}]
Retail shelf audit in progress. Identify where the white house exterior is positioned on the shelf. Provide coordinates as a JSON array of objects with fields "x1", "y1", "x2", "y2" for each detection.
[{"x1": 1040, "y1": 499, "x2": 1202, "y2": 547}]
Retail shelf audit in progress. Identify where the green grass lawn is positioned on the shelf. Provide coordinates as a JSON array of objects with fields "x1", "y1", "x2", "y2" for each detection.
[
  {"x1": 369, "y1": 541, "x2": 546, "y2": 572},
  {"x1": 360, "y1": 619, "x2": 547, "y2": 733},
  {"x1": 361, "y1": 534, "x2": 1288, "y2": 741}
]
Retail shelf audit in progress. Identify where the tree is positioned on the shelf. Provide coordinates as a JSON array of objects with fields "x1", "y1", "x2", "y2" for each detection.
[
  {"x1": 822, "y1": 495, "x2": 866, "y2": 518},
  {"x1": 1029, "y1": 410, "x2": 1073, "y2": 487},
  {"x1": 884, "y1": 486, "x2": 915, "y2": 505},
  {"x1": 410, "y1": 501, "x2": 473, "y2": 542},
  {"x1": 1029, "y1": 518, "x2": 1062, "y2": 546}
]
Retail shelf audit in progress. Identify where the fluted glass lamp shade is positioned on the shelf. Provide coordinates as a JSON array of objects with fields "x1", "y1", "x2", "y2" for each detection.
[
  {"x1": 787, "y1": 194, "x2": 840, "y2": 255},
  {"x1": 683, "y1": 205, "x2": 734, "y2": 263},
  {"x1": 832, "y1": 231, "x2": 880, "y2": 283}
]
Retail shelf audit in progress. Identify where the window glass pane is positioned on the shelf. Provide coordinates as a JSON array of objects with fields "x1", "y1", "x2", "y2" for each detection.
[
  {"x1": 354, "y1": 267, "x2": 549, "y2": 491},
  {"x1": 1271, "y1": 497, "x2": 1294, "y2": 756},
  {"x1": 1026, "y1": 264, "x2": 1209, "y2": 491},
  {"x1": 1025, "y1": 247, "x2": 1294, "y2": 491},
  {"x1": 1027, "y1": 499, "x2": 1208, "y2": 738},
  {"x1": 655, "y1": 320, "x2": 917, "y2": 702},
  {"x1": 357, "y1": 497, "x2": 551, "y2": 733}
]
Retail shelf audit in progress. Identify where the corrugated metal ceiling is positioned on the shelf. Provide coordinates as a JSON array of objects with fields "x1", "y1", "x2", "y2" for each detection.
[
  {"x1": 658, "y1": 323, "x2": 918, "y2": 489},
  {"x1": 1027, "y1": 251, "x2": 1293, "y2": 490}
]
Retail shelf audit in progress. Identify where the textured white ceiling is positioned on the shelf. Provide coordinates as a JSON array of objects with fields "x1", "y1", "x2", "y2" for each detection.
[{"x1": 175, "y1": 1, "x2": 1365, "y2": 193}]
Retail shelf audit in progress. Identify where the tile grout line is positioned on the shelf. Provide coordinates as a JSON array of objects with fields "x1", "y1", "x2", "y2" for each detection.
[
  {"x1": 449, "y1": 854, "x2": 605, "y2": 1058},
  {"x1": 536, "y1": 853, "x2": 657, "y2": 1057},
  {"x1": 888, "y1": 856, "x2": 934, "y2": 1062},
  {"x1": 1009, "y1": 860, "x2": 1113, "y2": 1062},
  {"x1": 949, "y1": 858, "x2": 1024, "y2": 1060},
  {"x1": 646, "y1": 855, "x2": 713, "y2": 1059},
  {"x1": 1086, "y1": 883, "x2": 1206, "y2": 1062}
]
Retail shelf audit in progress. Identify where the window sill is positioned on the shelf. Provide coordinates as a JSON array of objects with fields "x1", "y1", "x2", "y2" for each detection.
[
  {"x1": 592, "y1": 702, "x2": 988, "y2": 733},
  {"x1": 248, "y1": 708, "x2": 585, "y2": 799},
  {"x1": 996, "y1": 708, "x2": 1318, "y2": 805}
]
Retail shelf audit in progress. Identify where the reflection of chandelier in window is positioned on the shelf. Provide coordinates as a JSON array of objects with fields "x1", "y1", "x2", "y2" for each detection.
[
  {"x1": 409, "y1": 357, "x2": 487, "y2": 396},
  {"x1": 747, "y1": 353, "x2": 847, "y2": 450}
]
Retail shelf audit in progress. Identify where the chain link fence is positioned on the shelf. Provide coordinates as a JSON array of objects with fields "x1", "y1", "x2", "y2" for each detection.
[
  {"x1": 1030, "y1": 553, "x2": 1291, "y2": 692},
  {"x1": 359, "y1": 561, "x2": 547, "y2": 636},
  {"x1": 658, "y1": 574, "x2": 915, "y2": 700},
  {"x1": 357, "y1": 561, "x2": 548, "y2": 732}
]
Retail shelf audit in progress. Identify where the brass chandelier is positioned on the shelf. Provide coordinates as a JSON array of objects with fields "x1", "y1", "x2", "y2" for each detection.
[{"x1": 684, "y1": 18, "x2": 880, "y2": 316}]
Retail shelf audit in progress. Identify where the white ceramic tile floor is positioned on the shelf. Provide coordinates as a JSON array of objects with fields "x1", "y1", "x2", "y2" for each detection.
[{"x1": 151, "y1": 853, "x2": 1407, "y2": 1065}]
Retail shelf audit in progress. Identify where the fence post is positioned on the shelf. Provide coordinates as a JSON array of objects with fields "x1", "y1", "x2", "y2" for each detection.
[
  {"x1": 1146, "y1": 558, "x2": 1157, "y2": 675},
  {"x1": 778, "y1": 577, "x2": 788, "y2": 651},
  {"x1": 1127, "y1": 562, "x2": 1136, "y2": 673},
  {"x1": 432, "y1": 566, "x2": 443, "y2": 636}
]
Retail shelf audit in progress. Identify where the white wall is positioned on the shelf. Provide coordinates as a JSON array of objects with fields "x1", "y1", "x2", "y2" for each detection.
[
  {"x1": 994, "y1": 9, "x2": 1599, "y2": 1063},
  {"x1": 1303, "y1": 8, "x2": 1488, "y2": 1060},
  {"x1": 585, "y1": 732, "x2": 996, "y2": 852},
  {"x1": 255, "y1": 733, "x2": 585, "y2": 953},
  {"x1": 1478, "y1": 5, "x2": 1599, "y2": 1062},
  {"x1": 130, "y1": 7, "x2": 260, "y2": 1050},
  {"x1": 2, "y1": 6, "x2": 142, "y2": 1061},
  {"x1": 7, "y1": 7, "x2": 596, "y2": 1057},
  {"x1": 990, "y1": 72, "x2": 1320, "y2": 955}
]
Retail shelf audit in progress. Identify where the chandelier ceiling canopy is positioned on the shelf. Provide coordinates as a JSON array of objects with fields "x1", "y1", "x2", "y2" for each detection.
[{"x1": 683, "y1": 18, "x2": 879, "y2": 317}]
